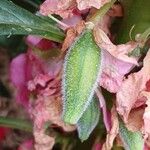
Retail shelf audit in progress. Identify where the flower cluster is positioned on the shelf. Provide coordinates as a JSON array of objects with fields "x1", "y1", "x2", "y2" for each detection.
[{"x1": 9, "y1": 0, "x2": 150, "y2": 149}]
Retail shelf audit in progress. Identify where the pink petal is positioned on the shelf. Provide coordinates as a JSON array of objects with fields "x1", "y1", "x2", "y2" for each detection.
[
  {"x1": 28, "y1": 74, "x2": 51, "y2": 90},
  {"x1": 27, "y1": 49, "x2": 44, "y2": 76},
  {"x1": 60, "y1": 14, "x2": 82, "y2": 30},
  {"x1": 116, "y1": 49, "x2": 150, "y2": 122},
  {"x1": 102, "y1": 106, "x2": 119, "y2": 150},
  {"x1": 40, "y1": 0, "x2": 76, "y2": 18},
  {"x1": 26, "y1": 35, "x2": 57, "y2": 50},
  {"x1": 94, "y1": 28, "x2": 139, "y2": 93},
  {"x1": 10, "y1": 35, "x2": 62, "y2": 109},
  {"x1": 100, "y1": 49, "x2": 135, "y2": 93},
  {"x1": 144, "y1": 143, "x2": 150, "y2": 150},
  {"x1": 40, "y1": 0, "x2": 59, "y2": 16},
  {"x1": 26, "y1": 35, "x2": 42, "y2": 47},
  {"x1": 94, "y1": 28, "x2": 138, "y2": 64},
  {"x1": 27, "y1": 73, "x2": 60, "y2": 97},
  {"x1": 10, "y1": 54, "x2": 28, "y2": 87},
  {"x1": 10, "y1": 54, "x2": 31, "y2": 106},
  {"x1": 96, "y1": 89, "x2": 111, "y2": 132},
  {"x1": 27, "y1": 47, "x2": 62, "y2": 78},
  {"x1": 18, "y1": 139, "x2": 33, "y2": 150},
  {"x1": 77, "y1": 0, "x2": 110, "y2": 10},
  {"x1": 96, "y1": 14, "x2": 112, "y2": 38}
]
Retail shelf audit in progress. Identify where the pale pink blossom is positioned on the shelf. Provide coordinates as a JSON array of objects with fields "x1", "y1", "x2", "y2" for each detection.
[
  {"x1": 116, "y1": 49, "x2": 150, "y2": 122},
  {"x1": 100, "y1": 49, "x2": 136, "y2": 93},
  {"x1": 60, "y1": 14, "x2": 82, "y2": 30},
  {"x1": 40, "y1": 0, "x2": 111, "y2": 17},
  {"x1": 40, "y1": 0, "x2": 76, "y2": 18},
  {"x1": 94, "y1": 28, "x2": 138, "y2": 64},
  {"x1": 94, "y1": 28, "x2": 139, "y2": 93},
  {"x1": 77, "y1": 0, "x2": 110, "y2": 10},
  {"x1": 10, "y1": 36, "x2": 61, "y2": 107}
]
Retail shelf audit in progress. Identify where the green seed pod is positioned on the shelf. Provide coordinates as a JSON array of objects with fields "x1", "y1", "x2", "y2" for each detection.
[
  {"x1": 116, "y1": 0, "x2": 150, "y2": 43},
  {"x1": 62, "y1": 28, "x2": 102, "y2": 124}
]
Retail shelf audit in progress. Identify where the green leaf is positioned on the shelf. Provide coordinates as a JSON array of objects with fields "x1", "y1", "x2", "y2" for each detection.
[
  {"x1": 0, "y1": 0, "x2": 65, "y2": 43},
  {"x1": 119, "y1": 120, "x2": 144, "y2": 150},
  {"x1": 77, "y1": 96, "x2": 100, "y2": 142},
  {"x1": 62, "y1": 29, "x2": 102, "y2": 124}
]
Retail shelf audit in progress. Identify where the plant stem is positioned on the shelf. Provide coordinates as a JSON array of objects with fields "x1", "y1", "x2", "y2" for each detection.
[
  {"x1": 0, "y1": 116, "x2": 32, "y2": 132},
  {"x1": 89, "y1": 0, "x2": 116, "y2": 25}
]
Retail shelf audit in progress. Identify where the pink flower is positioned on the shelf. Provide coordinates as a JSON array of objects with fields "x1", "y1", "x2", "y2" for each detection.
[
  {"x1": 40, "y1": 0, "x2": 77, "y2": 18},
  {"x1": 94, "y1": 28, "x2": 139, "y2": 93},
  {"x1": 40, "y1": 0, "x2": 111, "y2": 18},
  {"x1": 10, "y1": 53, "x2": 31, "y2": 107},
  {"x1": 116, "y1": 49, "x2": 150, "y2": 123},
  {"x1": 18, "y1": 139, "x2": 33, "y2": 150},
  {"x1": 100, "y1": 49, "x2": 136, "y2": 93},
  {"x1": 10, "y1": 36, "x2": 61, "y2": 108},
  {"x1": 76, "y1": 0, "x2": 110, "y2": 10},
  {"x1": 10, "y1": 35, "x2": 72, "y2": 150}
]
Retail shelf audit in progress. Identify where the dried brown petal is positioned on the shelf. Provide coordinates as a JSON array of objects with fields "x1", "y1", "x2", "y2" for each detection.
[
  {"x1": 126, "y1": 107, "x2": 144, "y2": 132},
  {"x1": 61, "y1": 21, "x2": 85, "y2": 55}
]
